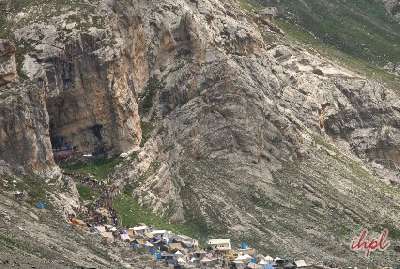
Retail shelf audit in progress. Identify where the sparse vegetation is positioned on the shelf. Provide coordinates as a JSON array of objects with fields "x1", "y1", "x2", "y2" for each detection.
[
  {"x1": 238, "y1": 0, "x2": 261, "y2": 11},
  {"x1": 275, "y1": 19, "x2": 400, "y2": 89},
  {"x1": 239, "y1": 0, "x2": 400, "y2": 88},
  {"x1": 62, "y1": 157, "x2": 122, "y2": 180},
  {"x1": 139, "y1": 78, "x2": 163, "y2": 115},
  {"x1": 77, "y1": 184, "x2": 100, "y2": 201},
  {"x1": 112, "y1": 194, "x2": 205, "y2": 240},
  {"x1": 140, "y1": 120, "x2": 155, "y2": 147}
]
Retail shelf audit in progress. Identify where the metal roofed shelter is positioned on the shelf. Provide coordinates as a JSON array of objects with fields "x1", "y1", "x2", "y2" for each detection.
[{"x1": 207, "y1": 239, "x2": 231, "y2": 251}]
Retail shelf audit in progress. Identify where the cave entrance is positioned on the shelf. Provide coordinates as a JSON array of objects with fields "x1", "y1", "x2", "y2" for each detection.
[
  {"x1": 91, "y1": 124, "x2": 103, "y2": 141},
  {"x1": 50, "y1": 122, "x2": 76, "y2": 163}
]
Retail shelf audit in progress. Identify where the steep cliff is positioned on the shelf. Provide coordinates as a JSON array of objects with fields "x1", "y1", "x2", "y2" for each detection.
[
  {"x1": 0, "y1": 39, "x2": 55, "y2": 173},
  {"x1": 1, "y1": 0, "x2": 400, "y2": 267}
]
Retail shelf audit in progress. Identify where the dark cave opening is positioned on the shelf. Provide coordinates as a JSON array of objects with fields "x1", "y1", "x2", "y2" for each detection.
[{"x1": 91, "y1": 124, "x2": 103, "y2": 141}]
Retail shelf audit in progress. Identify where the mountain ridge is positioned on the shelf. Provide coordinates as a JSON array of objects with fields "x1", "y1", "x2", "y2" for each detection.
[{"x1": 0, "y1": 0, "x2": 400, "y2": 267}]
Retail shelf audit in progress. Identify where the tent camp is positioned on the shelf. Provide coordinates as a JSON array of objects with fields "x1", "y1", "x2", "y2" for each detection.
[
  {"x1": 207, "y1": 239, "x2": 231, "y2": 251},
  {"x1": 294, "y1": 260, "x2": 308, "y2": 268}
]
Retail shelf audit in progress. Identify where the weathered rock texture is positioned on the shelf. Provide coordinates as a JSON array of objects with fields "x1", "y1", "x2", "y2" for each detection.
[
  {"x1": 109, "y1": 0, "x2": 400, "y2": 266},
  {"x1": 0, "y1": 39, "x2": 16, "y2": 86},
  {"x1": 0, "y1": 81, "x2": 55, "y2": 172},
  {"x1": 17, "y1": 25, "x2": 142, "y2": 157},
  {"x1": 0, "y1": 40, "x2": 54, "y2": 172},
  {"x1": 1, "y1": 0, "x2": 400, "y2": 267},
  {"x1": 383, "y1": 0, "x2": 400, "y2": 21}
]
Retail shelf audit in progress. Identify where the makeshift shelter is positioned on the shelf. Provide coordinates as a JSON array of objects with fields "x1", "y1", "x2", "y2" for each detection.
[
  {"x1": 96, "y1": 207, "x2": 110, "y2": 217},
  {"x1": 120, "y1": 233, "x2": 130, "y2": 241},
  {"x1": 174, "y1": 250, "x2": 184, "y2": 257},
  {"x1": 154, "y1": 251, "x2": 162, "y2": 261},
  {"x1": 200, "y1": 257, "x2": 212, "y2": 263},
  {"x1": 177, "y1": 257, "x2": 186, "y2": 264},
  {"x1": 95, "y1": 225, "x2": 106, "y2": 233},
  {"x1": 284, "y1": 262, "x2": 296, "y2": 269},
  {"x1": 101, "y1": 231, "x2": 114, "y2": 243},
  {"x1": 161, "y1": 252, "x2": 175, "y2": 262},
  {"x1": 243, "y1": 254, "x2": 253, "y2": 260},
  {"x1": 169, "y1": 242, "x2": 185, "y2": 252},
  {"x1": 294, "y1": 260, "x2": 308, "y2": 268},
  {"x1": 173, "y1": 235, "x2": 199, "y2": 248},
  {"x1": 132, "y1": 225, "x2": 150, "y2": 236},
  {"x1": 70, "y1": 218, "x2": 86, "y2": 226},
  {"x1": 264, "y1": 256, "x2": 274, "y2": 262},
  {"x1": 259, "y1": 259, "x2": 269, "y2": 266},
  {"x1": 233, "y1": 260, "x2": 246, "y2": 269},
  {"x1": 130, "y1": 240, "x2": 141, "y2": 249},
  {"x1": 35, "y1": 201, "x2": 46, "y2": 209},
  {"x1": 148, "y1": 229, "x2": 168, "y2": 237},
  {"x1": 190, "y1": 257, "x2": 200, "y2": 263},
  {"x1": 241, "y1": 248, "x2": 256, "y2": 255},
  {"x1": 105, "y1": 225, "x2": 117, "y2": 232},
  {"x1": 207, "y1": 239, "x2": 231, "y2": 251},
  {"x1": 127, "y1": 228, "x2": 136, "y2": 238},
  {"x1": 247, "y1": 262, "x2": 258, "y2": 269},
  {"x1": 240, "y1": 242, "x2": 249, "y2": 249},
  {"x1": 144, "y1": 241, "x2": 154, "y2": 248}
]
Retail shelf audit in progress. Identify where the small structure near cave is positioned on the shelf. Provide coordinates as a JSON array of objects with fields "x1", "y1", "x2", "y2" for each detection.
[
  {"x1": 207, "y1": 239, "x2": 232, "y2": 251},
  {"x1": 259, "y1": 7, "x2": 279, "y2": 19}
]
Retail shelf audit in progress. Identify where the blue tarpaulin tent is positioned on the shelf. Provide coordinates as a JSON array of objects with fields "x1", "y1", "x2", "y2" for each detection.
[
  {"x1": 35, "y1": 201, "x2": 46, "y2": 209},
  {"x1": 240, "y1": 242, "x2": 249, "y2": 249},
  {"x1": 155, "y1": 251, "x2": 162, "y2": 260}
]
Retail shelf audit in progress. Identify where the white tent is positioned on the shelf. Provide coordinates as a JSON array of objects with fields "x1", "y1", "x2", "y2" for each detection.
[
  {"x1": 235, "y1": 256, "x2": 248, "y2": 261},
  {"x1": 144, "y1": 241, "x2": 154, "y2": 247},
  {"x1": 95, "y1": 225, "x2": 106, "y2": 233},
  {"x1": 295, "y1": 260, "x2": 308, "y2": 267},
  {"x1": 177, "y1": 257, "x2": 186, "y2": 264},
  {"x1": 247, "y1": 263, "x2": 258, "y2": 269},
  {"x1": 190, "y1": 257, "x2": 199, "y2": 263},
  {"x1": 264, "y1": 256, "x2": 274, "y2": 262},
  {"x1": 243, "y1": 254, "x2": 253, "y2": 260},
  {"x1": 175, "y1": 250, "x2": 184, "y2": 256},
  {"x1": 200, "y1": 257, "x2": 212, "y2": 263},
  {"x1": 120, "y1": 233, "x2": 130, "y2": 241}
]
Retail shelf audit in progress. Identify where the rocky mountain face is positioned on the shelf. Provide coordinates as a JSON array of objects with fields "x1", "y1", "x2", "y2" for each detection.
[
  {"x1": 0, "y1": 39, "x2": 55, "y2": 173},
  {"x1": 383, "y1": 0, "x2": 400, "y2": 21},
  {"x1": 1, "y1": 0, "x2": 400, "y2": 267}
]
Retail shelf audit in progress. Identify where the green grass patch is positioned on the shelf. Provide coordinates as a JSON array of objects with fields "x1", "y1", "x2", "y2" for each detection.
[
  {"x1": 76, "y1": 184, "x2": 100, "y2": 201},
  {"x1": 275, "y1": 18, "x2": 400, "y2": 89},
  {"x1": 113, "y1": 194, "x2": 205, "y2": 240},
  {"x1": 238, "y1": 0, "x2": 261, "y2": 11},
  {"x1": 268, "y1": 0, "x2": 400, "y2": 67},
  {"x1": 139, "y1": 78, "x2": 163, "y2": 115},
  {"x1": 61, "y1": 157, "x2": 121, "y2": 180},
  {"x1": 140, "y1": 120, "x2": 155, "y2": 147},
  {"x1": 13, "y1": 176, "x2": 50, "y2": 206}
]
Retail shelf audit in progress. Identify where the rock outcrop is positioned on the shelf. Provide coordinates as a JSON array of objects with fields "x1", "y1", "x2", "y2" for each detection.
[
  {"x1": 0, "y1": 39, "x2": 17, "y2": 86},
  {"x1": 108, "y1": 0, "x2": 400, "y2": 266},
  {"x1": 382, "y1": 0, "x2": 400, "y2": 21},
  {"x1": 0, "y1": 40, "x2": 55, "y2": 172},
  {"x1": 14, "y1": 19, "x2": 143, "y2": 157},
  {"x1": 1, "y1": 0, "x2": 400, "y2": 267}
]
